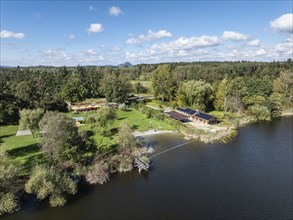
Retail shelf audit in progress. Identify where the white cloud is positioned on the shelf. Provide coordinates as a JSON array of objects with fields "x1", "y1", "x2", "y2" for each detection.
[
  {"x1": 43, "y1": 49, "x2": 70, "y2": 60},
  {"x1": 76, "y1": 50, "x2": 104, "y2": 63},
  {"x1": 0, "y1": 30, "x2": 25, "y2": 39},
  {"x1": 41, "y1": 49, "x2": 106, "y2": 65},
  {"x1": 270, "y1": 14, "x2": 293, "y2": 33},
  {"x1": 247, "y1": 39, "x2": 261, "y2": 46},
  {"x1": 124, "y1": 35, "x2": 220, "y2": 63},
  {"x1": 85, "y1": 49, "x2": 97, "y2": 55},
  {"x1": 99, "y1": 44, "x2": 121, "y2": 52},
  {"x1": 274, "y1": 37, "x2": 293, "y2": 55},
  {"x1": 151, "y1": 35, "x2": 220, "y2": 51},
  {"x1": 89, "y1": 6, "x2": 94, "y2": 11},
  {"x1": 222, "y1": 31, "x2": 249, "y2": 41},
  {"x1": 255, "y1": 48, "x2": 266, "y2": 56},
  {"x1": 43, "y1": 49, "x2": 71, "y2": 63},
  {"x1": 86, "y1": 23, "x2": 104, "y2": 33},
  {"x1": 109, "y1": 6, "x2": 123, "y2": 16},
  {"x1": 68, "y1": 34, "x2": 75, "y2": 40},
  {"x1": 126, "y1": 29, "x2": 172, "y2": 45}
]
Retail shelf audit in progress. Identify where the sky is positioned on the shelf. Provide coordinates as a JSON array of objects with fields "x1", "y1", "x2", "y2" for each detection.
[{"x1": 1, "y1": 0, "x2": 292, "y2": 66}]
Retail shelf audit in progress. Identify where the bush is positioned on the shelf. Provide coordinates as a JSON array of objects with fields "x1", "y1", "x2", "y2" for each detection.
[
  {"x1": 250, "y1": 105, "x2": 271, "y2": 121},
  {"x1": 0, "y1": 193, "x2": 19, "y2": 216},
  {"x1": 85, "y1": 162, "x2": 109, "y2": 185}
]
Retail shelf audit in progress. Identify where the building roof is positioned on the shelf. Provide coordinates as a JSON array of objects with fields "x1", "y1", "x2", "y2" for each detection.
[
  {"x1": 193, "y1": 111, "x2": 214, "y2": 121},
  {"x1": 165, "y1": 111, "x2": 189, "y2": 121},
  {"x1": 177, "y1": 107, "x2": 197, "y2": 115},
  {"x1": 176, "y1": 107, "x2": 214, "y2": 121}
]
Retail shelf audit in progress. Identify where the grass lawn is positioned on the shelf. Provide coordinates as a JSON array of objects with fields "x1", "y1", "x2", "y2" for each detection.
[
  {"x1": 68, "y1": 108, "x2": 174, "y2": 147},
  {"x1": 0, "y1": 108, "x2": 174, "y2": 174},
  {"x1": 114, "y1": 108, "x2": 173, "y2": 131},
  {"x1": 0, "y1": 125, "x2": 44, "y2": 175},
  {"x1": 131, "y1": 80, "x2": 152, "y2": 90}
]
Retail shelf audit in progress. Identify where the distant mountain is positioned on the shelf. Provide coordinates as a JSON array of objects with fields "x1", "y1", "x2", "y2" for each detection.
[
  {"x1": 117, "y1": 62, "x2": 132, "y2": 68},
  {"x1": 0, "y1": 65, "x2": 13, "y2": 68}
]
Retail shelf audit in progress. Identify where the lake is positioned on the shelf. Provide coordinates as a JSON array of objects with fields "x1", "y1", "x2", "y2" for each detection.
[{"x1": 3, "y1": 116, "x2": 292, "y2": 220}]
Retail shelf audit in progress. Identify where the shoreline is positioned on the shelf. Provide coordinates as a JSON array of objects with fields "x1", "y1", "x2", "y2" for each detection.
[
  {"x1": 133, "y1": 129, "x2": 175, "y2": 138},
  {"x1": 136, "y1": 113, "x2": 293, "y2": 143}
]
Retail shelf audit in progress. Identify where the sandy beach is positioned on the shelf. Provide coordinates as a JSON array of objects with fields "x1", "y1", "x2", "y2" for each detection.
[{"x1": 133, "y1": 129, "x2": 175, "y2": 137}]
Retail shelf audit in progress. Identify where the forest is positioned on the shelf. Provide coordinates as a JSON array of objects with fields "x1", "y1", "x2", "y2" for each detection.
[{"x1": 0, "y1": 59, "x2": 293, "y2": 215}]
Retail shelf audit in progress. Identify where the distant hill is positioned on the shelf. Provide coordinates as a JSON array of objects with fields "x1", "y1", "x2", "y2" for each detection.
[
  {"x1": 0, "y1": 65, "x2": 13, "y2": 68},
  {"x1": 117, "y1": 62, "x2": 132, "y2": 68}
]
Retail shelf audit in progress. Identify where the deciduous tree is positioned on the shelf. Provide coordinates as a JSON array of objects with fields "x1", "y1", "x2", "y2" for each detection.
[
  {"x1": 39, "y1": 112, "x2": 84, "y2": 166},
  {"x1": 19, "y1": 108, "x2": 44, "y2": 136},
  {"x1": 152, "y1": 64, "x2": 177, "y2": 101},
  {"x1": 177, "y1": 80, "x2": 213, "y2": 111},
  {"x1": 25, "y1": 165, "x2": 77, "y2": 207},
  {"x1": 0, "y1": 150, "x2": 19, "y2": 215}
]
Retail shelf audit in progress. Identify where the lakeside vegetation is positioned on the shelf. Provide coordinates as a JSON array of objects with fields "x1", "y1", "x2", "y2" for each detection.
[{"x1": 1, "y1": 60, "x2": 292, "y2": 215}]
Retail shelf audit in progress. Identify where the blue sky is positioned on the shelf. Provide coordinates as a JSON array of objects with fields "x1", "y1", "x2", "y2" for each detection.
[{"x1": 1, "y1": 1, "x2": 292, "y2": 66}]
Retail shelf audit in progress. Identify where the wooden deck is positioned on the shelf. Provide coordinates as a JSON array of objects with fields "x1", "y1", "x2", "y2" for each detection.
[{"x1": 134, "y1": 157, "x2": 149, "y2": 173}]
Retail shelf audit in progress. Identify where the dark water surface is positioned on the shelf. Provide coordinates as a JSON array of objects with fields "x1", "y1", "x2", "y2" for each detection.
[{"x1": 3, "y1": 117, "x2": 293, "y2": 220}]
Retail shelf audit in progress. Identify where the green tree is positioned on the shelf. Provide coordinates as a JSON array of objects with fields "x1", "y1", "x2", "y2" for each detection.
[
  {"x1": 61, "y1": 80, "x2": 87, "y2": 103},
  {"x1": 39, "y1": 112, "x2": 85, "y2": 166},
  {"x1": 133, "y1": 82, "x2": 148, "y2": 94},
  {"x1": 214, "y1": 79, "x2": 229, "y2": 111},
  {"x1": 25, "y1": 165, "x2": 77, "y2": 207},
  {"x1": 99, "y1": 73, "x2": 132, "y2": 103},
  {"x1": 250, "y1": 105, "x2": 271, "y2": 121},
  {"x1": 87, "y1": 106, "x2": 116, "y2": 135},
  {"x1": 226, "y1": 77, "x2": 247, "y2": 113},
  {"x1": 152, "y1": 64, "x2": 177, "y2": 101},
  {"x1": 19, "y1": 108, "x2": 44, "y2": 137},
  {"x1": 268, "y1": 93, "x2": 283, "y2": 119},
  {"x1": 15, "y1": 81, "x2": 33, "y2": 102},
  {"x1": 0, "y1": 150, "x2": 19, "y2": 215},
  {"x1": 177, "y1": 80, "x2": 213, "y2": 111},
  {"x1": 116, "y1": 120, "x2": 138, "y2": 152},
  {"x1": 273, "y1": 70, "x2": 293, "y2": 105}
]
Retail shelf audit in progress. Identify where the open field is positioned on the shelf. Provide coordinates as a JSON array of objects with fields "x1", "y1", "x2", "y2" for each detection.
[{"x1": 131, "y1": 80, "x2": 152, "y2": 90}]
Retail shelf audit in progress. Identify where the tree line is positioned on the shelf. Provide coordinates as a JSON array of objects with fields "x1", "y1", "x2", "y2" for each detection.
[{"x1": 1, "y1": 59, "x2": 292, "y2": 124}]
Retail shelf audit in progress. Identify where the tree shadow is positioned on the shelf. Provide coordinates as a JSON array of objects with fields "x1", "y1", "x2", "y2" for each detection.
[
  {"x1": 22, "y1": 153, "x2": 46, "y2": 174},
  {"x1": 8, "y1": 143, "x2": 41, "y2": 158},
  {"x1": 108, "y1": 127, "x2": 119, "y2": 136},
  {"x1": 123, "y1": 109, "x2": 132, "y2": 112},
  {"x1": 117, "y1": 117, "x2": 127, "y2": 120},
  {"x1": 7, "y1": 143, "x2": 45, "y2": 175},
  {"x1": 0, "y1": 134, "x2": 15, "y2": 139},
  {"x1": 133, "y1": 125, "x2": 139, "y2": 130},
  {"x1": 85, "y1": 130, "x2": 95, "y2": 137}
]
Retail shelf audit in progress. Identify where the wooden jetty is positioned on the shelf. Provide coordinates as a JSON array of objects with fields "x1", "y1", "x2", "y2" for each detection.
[{"x1": 134, "y1": 157, "x2": 149, "y2": 173}]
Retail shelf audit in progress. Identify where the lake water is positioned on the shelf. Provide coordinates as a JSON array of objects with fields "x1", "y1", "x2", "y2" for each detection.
[{"x1": 3, "y1": 117, "x2": 292, "y2": 220}]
